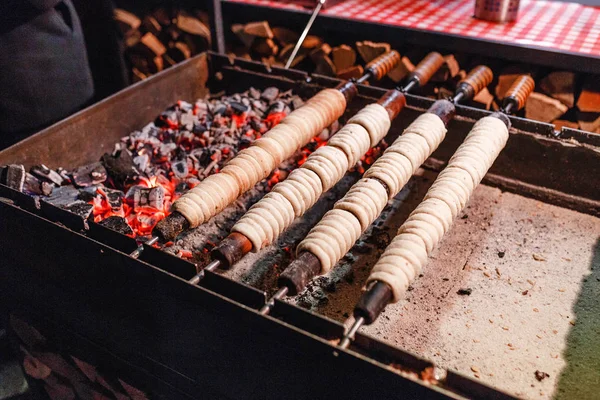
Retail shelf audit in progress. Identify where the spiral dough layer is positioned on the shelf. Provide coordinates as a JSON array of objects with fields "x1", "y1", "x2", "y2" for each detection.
[
  {"x1": 297, "y1": 112, "x2": 447, "y2": 273},
  {"x1": 173, "y1": 88, "x2": 347, "y2": 227},
  {"x1": 367, "y1": 116, "x2": 509, "y2": 302},
  {"x1": 232, "y1": 103, "x2": 391, "y2": 250}
]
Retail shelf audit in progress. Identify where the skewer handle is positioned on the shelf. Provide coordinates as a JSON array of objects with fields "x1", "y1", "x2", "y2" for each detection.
[
  {"x1": 365, "y1": 50, "x2": 401, "y2": 81},
  {"x1": 502, "y1": 75, "x2": 535, "y2": 113},
  {"x1": 406, "y1": 52, "x2": 445, "y2": 89},
  {"x1": 454, "y1": 65, "x2": 493, "y2": 103}
]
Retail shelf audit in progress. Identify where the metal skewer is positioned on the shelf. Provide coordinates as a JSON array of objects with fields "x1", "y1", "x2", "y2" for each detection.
[
  {"x1": 188, "y1": 259, "x2": 220, "y2": 285},
  {"x1": 338, "y1": 75, "x2": 535, "y2": 350},
  {"x1": 255, "y1": 53, "x2": 450, "y2": 315},
  {"x1": 129, "y1": 235, "x2": 159, "y2": 258},
  {"x1": 339, "y1": 316, "x2": 364, "y2": 349},
  {"x1": 285, "y1": 0, "x2": 326, "y2": 69},
  {"x1": 151, "y1": 51, "x2": 402, "y2": 273}
]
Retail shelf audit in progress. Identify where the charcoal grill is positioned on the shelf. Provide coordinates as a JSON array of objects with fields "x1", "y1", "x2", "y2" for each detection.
[{"x1": 1, "y1": 52, "x2": 599, "y2": 399}]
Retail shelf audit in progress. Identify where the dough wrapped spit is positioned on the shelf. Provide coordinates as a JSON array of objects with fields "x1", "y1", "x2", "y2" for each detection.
[
  {"x1": 172, "y1": 88, "x2": 347, "y2": 227},
  {"x1": 297, "y1": 112, "x2": 448, "y2": 273},
  {"x1": 232, "y1": 103, "x2": 391, "y2": 251},
  {"x1": 367, "y1": 116, "x2": 509, "y2": 302}
]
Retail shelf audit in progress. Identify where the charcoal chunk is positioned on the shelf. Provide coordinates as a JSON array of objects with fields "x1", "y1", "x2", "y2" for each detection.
[
  {"x1": 175, "y1": 181, "x2": 189, "y2": 193},
  {"x1": 171, "y1": 159, "x2": 189, "y2": 178},
  {"x1": 291, "y1": 95, "x2": 304, "y2": 110},
  {"x1": 101, "y1": 150, "x2": 139, "y2": 188},
  {"x1": 99, "y1": 216, "x2": 133, "y2": 236},
  {"x1": 104, "y1": 188, "x2": 124, "y2": 210},
  {"x1": 248, "y1": 87, "x2": 261, "y2": 100},
  {"x1": 62, "y1": 201, "x2": 94, "y2": 219},
  {"x1": 212, "y1": 102, "x2": 227, "y2": 115},
  {"x1": 230, "y1": 101, "x2": 249, "y2": 114},
  {"x1": 30, "y1": 164, "x2": 64, "y2": 186},
  {"x1": 126, "y1": 185, "x2": 165, "y2": 210},
  {"x1": 72, "y1": 162, "x2": 107, "y2": 188},
  {"x1": 266, "y1": 100, "x2": 286, "y2": 116},
  {"x1": 45, "y1": 185, "x2": 80, "y2": 206},
  {"x1": 23, "y1": 173, "x2": 53, "y2": 196},
  {"x1": 1, "y1": 164, "x2": 26, "y2": 192},
  {"x1": 133, "y1": 154, "x2": 150, "y2": 173},
  {"x1": 261, "y1": 87, "x2": 279, "y2": 102},
  {"x1": 192, "y1": 123, "x2": 207, "y2": 134},
  {"x1": 77, "y1": 185, "x2": 101, "y2": 202},
  {"x1": 155, "y1": 110, "x2": 178, "y2": 127}
]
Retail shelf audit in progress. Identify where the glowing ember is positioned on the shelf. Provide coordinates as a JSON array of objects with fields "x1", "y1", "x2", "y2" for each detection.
[
  {"x1": 88, "y1": 88, "x2": 302, "y2": 237},
  {"x1": 16, "y1": 86, "x2": 388, "y2": 244}
]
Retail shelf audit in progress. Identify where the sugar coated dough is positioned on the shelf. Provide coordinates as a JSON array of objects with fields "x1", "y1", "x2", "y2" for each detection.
[
  {"x1": 232, "y1": 103, "x2": 391, "y2": 250},
  {"x1": 173, "y1": 88, "x2": 346, "y2": 227},
  {"x1": 297, "y1": 112, "x2": 447, "y2": 273},
  {"x1": 367, "y1": 116, "x2": 509, "y2": 302}
]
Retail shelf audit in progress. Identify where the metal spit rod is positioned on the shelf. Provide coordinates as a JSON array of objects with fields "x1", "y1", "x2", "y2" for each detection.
[
  {"x1": 129, "y1": 236, "x2": 159, "y2": 259},
  {"x1": 285, "y1": 0, "x2": 327, "y2": 69},
  {"x1": 337, "y1": 75, "x2": 536, "y2": 350}
]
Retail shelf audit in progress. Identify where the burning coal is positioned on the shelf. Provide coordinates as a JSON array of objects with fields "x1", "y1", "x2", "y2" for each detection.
[{"x1": 2, "y1": 87, "x2": 386, "y2": 241}]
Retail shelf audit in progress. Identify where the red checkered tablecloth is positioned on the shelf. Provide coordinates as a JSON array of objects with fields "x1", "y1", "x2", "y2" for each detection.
[{"x1": 227, "y1": 0, "x2": 600, "y2": 57}]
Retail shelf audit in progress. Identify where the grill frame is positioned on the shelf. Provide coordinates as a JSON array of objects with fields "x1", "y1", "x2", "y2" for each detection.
[{"x1": 0, "y1": 51, "x2": 598, "y2": 399}]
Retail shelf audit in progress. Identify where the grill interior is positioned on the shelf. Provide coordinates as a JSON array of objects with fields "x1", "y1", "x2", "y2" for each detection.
[{"x1": 0, "y1": 52, "x2": 599, "y2": 399}]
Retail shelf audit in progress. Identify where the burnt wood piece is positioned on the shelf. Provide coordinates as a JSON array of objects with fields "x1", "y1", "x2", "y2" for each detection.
[
  {"x1": 152, "y1": 211, "x2": 190, "y2": 242},
  {"x1": 129, "y1": 186, "x2": 164, "y2": 210},
  {"x1": 45, "y1": 185, "x2": 80, "y2": 207},
  {"x1": 23, "y1": 173, "x2": 53, "y2": 196},
  {"x1": 211, "y1": 232, "x2": 253, "y2": 269}
]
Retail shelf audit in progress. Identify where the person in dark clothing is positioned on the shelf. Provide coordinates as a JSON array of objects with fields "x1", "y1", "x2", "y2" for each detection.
[
  {"x1": 72, "y1": 0, "x2": 129, "y2": 101},
  {"x1": 0, "y1": 0, "x2": 94, "y2": 150}
]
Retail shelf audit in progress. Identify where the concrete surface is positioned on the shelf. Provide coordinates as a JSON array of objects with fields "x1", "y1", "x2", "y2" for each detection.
[{"x1": 173, "y1": 168, "x2": 600, "y2": 399}]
